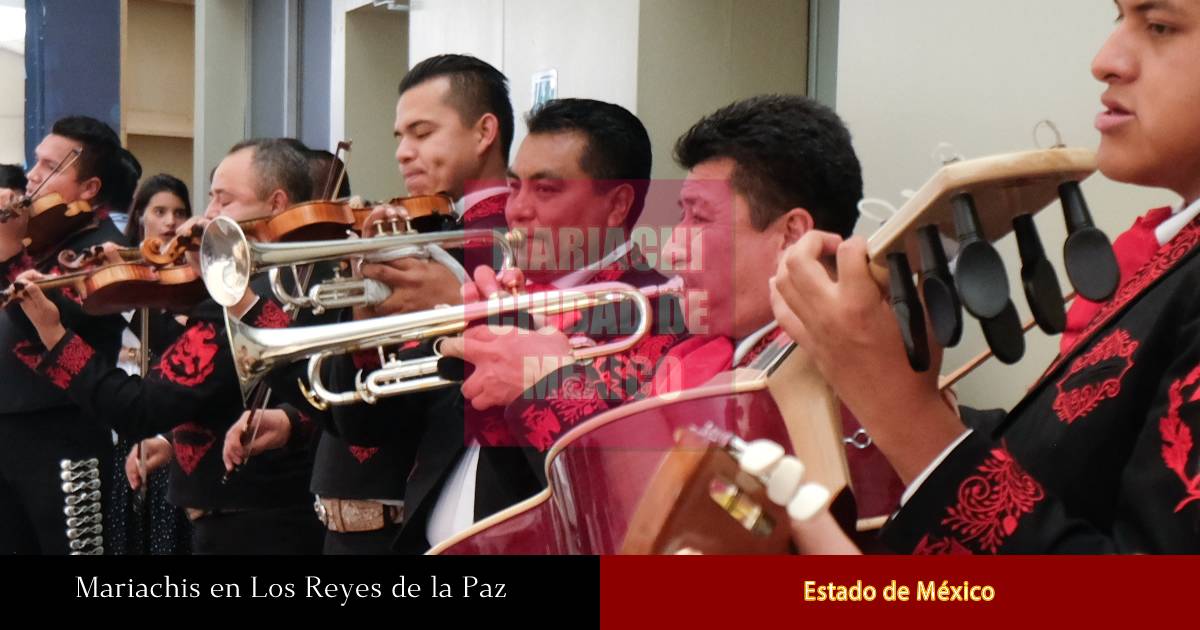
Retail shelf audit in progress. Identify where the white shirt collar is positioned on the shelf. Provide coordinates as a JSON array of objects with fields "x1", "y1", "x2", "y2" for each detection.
[
  {"x1": 454, "y1": 186, "x2": 509, "y2": 218},
  {"x1": 733, "y1": 321, "x2": 779, "y2": 366},
  {"x1": 1156, "y1": 196, "x2": 1200, "y2": 246},
  {"x1": 550, "y1": 238, "x2": 635, "y2": 289}
]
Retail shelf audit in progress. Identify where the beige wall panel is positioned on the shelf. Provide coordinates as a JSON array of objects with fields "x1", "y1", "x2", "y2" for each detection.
[{"x1": 836, "y1": 0, "x2": 1177, "y2": 410}]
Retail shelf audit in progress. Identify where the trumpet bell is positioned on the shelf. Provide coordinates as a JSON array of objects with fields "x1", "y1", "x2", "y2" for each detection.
[{"x1": 201, "y1": 216, "x2": 253, "y2": 307}]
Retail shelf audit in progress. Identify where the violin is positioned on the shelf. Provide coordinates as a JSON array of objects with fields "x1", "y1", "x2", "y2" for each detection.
[
  {"x1": 57, "y1": 242, "x2": 143, "y2": 271},
  {"x1": 79, "y1": 262, "x2": 204, "y2": 315},
  {"x1": 78, "y1": 224, "x2": 207, "y2": 314},
  {"x1": 1, "y1": 258, "x2": 204, "y2": 316},
  {"x1": 350, "y1": 193, "x2": 456, "y2": 234},
  {"x1": 140, "y1": 223, "x2": 204, "y2": 266},
  {"x1": 251, "y1": 192, "x2": 456, "y2": 243},
  {"x1": 0, "y1": 149, "x2": 95, "y2": 256}
]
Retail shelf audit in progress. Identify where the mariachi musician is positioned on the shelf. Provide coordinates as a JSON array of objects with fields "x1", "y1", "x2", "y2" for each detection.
[
  {"x1": 227, "y1": 54, "x2": 517, "y2": 554},
  {"x1": 14, "y1": 138, "x2": 323, "y2": 554},
  {"x1": 0, "y1": 116, "x2": 133, "y2": 554},
  {"x1": 416, "y1": 97, "x2": 685, "y2": 550},
  {"x1": 448, "y1": 95, "x2": 902, "y2": 541},
  {"x1": 770, "y1": 0, "x2": 1200, "y2": 554}
]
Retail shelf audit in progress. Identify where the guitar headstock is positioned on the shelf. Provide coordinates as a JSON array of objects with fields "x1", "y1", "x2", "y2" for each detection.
[{"x1": 864, "y1": 146, "x2": 1117, "y2": 371}]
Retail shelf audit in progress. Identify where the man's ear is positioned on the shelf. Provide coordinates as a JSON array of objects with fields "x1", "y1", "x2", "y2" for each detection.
[
  {"x1": 605, "y1": 182, "x2": 634, "y2": 228},
  {"x1": 77, "y1": 176, "x2": 102, "y2": 203},
  {"x1": 267, "y1": 189, "x2": 290, "y2": 215},
  {"x1": 779, "y1": 207, "x2": 815, "y2": 247},
  {"x1": 475, "y1": 113, "x2": 500, "y2": 158}
]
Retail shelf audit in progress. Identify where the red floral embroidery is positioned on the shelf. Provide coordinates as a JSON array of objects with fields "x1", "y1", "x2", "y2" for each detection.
[
  {"x1": 348, "y1": 445, "x2": 379, "y2": 464},
  {"x1": 157, "y1": 323, "x2": 219, "y2": 386},
  {"x1": 520, "y1": 405, "x2": 562, "y2": 452},
  {"x1": 913, "y1": 534, "x2": 973, "y2": 555},
  {"x1": 461, "y1": 193, "x2": 507, "y2": 224},
  {"x1": 12, "y1": 339, "x2": 43, "y2": 372},
  {"x1": 940, "y1": 446, "x2": 1045, "y2": 553},
  {"x1": 1040, "y1": 217, "x2": 1200, "y2": 385},
  {"x1": 634, "y1": 333, "x2": 677, "y2": 368},
  {"x1": 173, "y1": 422, "x2": 215, "y2": 475},
  {"x1": 254, "y1": 299, "x2": 290, "y2": 329},
  {"x1": 591, "y1": 333, "x2": 680, "y2": 401},
  {"x1": 45, "y1": 366, "x2": 71, "y2": 389},
  {"x1": 1159, "y1": 364, "x2": 1200, "y2": 512},
  {"x1": 475, "y1": 410, "x2": 517, "y2": 447},
  {"x1": 57, "y1": 335, "x2": 93, "y2": 372},
  {"x1": 1052, "y1": 329, "x2": 1139, "y2": 424},
  {"x1": 549, "y1": 374, "x2": 609, "y2": 426},
  {"x1": 45, "y1": 335, "x2": 94, "y2": 389}
]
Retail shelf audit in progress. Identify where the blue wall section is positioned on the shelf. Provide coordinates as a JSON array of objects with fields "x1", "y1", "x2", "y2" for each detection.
[
  {"x1": 24, "y1": 0, "x2": 121, "y2": 165},
  {"x1": 299, "y1": 0, "x2": 330, "y2": 150}
]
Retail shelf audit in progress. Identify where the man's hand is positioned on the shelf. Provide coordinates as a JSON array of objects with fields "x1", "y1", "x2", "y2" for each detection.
[
  {"x1": 438, "y1": 264, "x2": 564, "y2": 410},
  {"x1": 125, "y1": 437, "x2": 173, "y2": 491},
  {"x1": 351, "y1": 204, "x2": 465, "y2": 319},
  {"x1": 771, "y1": 233, "x2": 963, "y2": 484},
  {"x1": 12, "y1": 269, "x2": 67, "y2": 348},
  {"x1": 355, "y1": 258, "x2": 463, "y2": 319},
  {"x1": 222, "y1": 408, "x2": 291, "y2": 472},
  {"x1": 440, "y1": 324, "x2": 574, "y2": 411},
  {"x1": 461, "y1": 264, "x2": 524, "y2": 305},
  {"x1": 176, "y1": 216, "x2": 210, "y2": 272}
]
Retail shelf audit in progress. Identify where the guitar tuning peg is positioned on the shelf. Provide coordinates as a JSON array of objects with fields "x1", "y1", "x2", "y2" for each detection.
[
  {"x1": 917, "y1": 225, "x2": 963, "y2": 347},
  {"x1": 1058, "y1": 182, "x2": 1119, "y2": 301},
  {"x1": 951, "y1": 193, "x2": 1011, "y2": 320},
  {"x1": 1013, "y1": 214, "x2": 1066, "y2": 334},
  {"x1": 979, "y1": 300, "x2": 1025, "y2": 365},
  {"x1": 886, "y1": 252, "x2": 931, "y2": 372}
]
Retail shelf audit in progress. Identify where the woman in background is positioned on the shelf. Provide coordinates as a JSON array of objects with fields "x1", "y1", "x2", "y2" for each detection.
[{"x1": 109, "y1": 173, "x2": 193, "y2": 555}]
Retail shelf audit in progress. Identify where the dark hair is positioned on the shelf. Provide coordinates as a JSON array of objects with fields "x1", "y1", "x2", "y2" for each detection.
[
  {"x1": 305, "y1": 149, "x2": 352, "y2": 199},
  {"x1": 124, "y1": 173, "x2": 191, "y2": 242},
  {"x1": 227, "y1": 138, "x2": 313, "y2": 204},
  {"x1": 50, "y1": 115, "x2": 141, "y2": 209},
  {"x1": 674, "y1": 94, "x2": 862, "y2": 237},
  {"x1": 399, "y1": 54, "x2": 514, "y2": 161},
  {"x1": 0, "y1": 164, "x2": 25, "y2": 191},
  {"x1": 525, "y1": 98, "x2": 653, "y2": 228}
]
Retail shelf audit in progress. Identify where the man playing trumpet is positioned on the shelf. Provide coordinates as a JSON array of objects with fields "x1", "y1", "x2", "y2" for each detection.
[{"x1": 13, "y1": 138, "x2": 324, "y2": 554}]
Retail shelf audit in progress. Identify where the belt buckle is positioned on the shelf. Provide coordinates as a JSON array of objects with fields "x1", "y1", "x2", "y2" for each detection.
[{"x1": 313, "y1": 497, "x2": 328, "y2": 526}]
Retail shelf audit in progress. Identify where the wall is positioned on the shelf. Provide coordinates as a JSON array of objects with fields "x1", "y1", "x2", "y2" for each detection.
[
  {"x1": 835, "y1": 0, "x2": 1177, "y2": 409},
  {"x1": 299, "y1": 0, "x2": 331, "y2": 149},
  {"x1": 405, "y1": 0, "x2": 639, "y2": 164},
  {"x1": 124, "y1": 0, "x2": 195, "y2": 193},
  {"x1": 637, "y1": 0, "x2": 808, "y2": 183},
  {"x1": 193, "y1": 0, "x2": 247, "y2": 210},
  {"x1": 501, "y1": 0, "x2": 641, "y2": 153},
  {"x1": 250, "y1": 0, "x2": 298, "y2": 138},
  {"x1": 342, "y1": 3, "x2": 408, "y2": 200},
  {"x1": 24, "y1": 0, "x2": 121, "y2": 164},
  {"x1": 403, "y1": 0, "x2": 807, "y2": 195},
  {"x1": 0, "y1": 48, "x2": 23, "y2": 164}
]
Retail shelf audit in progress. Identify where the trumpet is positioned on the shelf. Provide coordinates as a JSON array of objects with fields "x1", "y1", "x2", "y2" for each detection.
[
  {"x1": 200, "y1": 216, "x2": 524, "y2": 314},
  {"x1": 225, "y1": 279, "x2": 681, "y2": 407}
]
